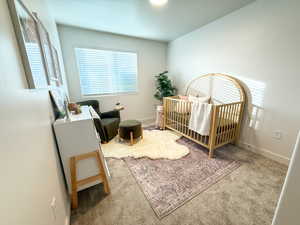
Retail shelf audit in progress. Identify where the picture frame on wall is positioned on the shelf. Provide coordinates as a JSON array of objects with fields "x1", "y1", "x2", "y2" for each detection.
[
  {"x1": 7, "y1": 0, "x2": 49, "y2": 89},
  {"x1": 34, "y1": 14, "x2": 59, "y2": 87},
  {"x1": 51, "y1": 44, "x2": 63, "y2": 86}
]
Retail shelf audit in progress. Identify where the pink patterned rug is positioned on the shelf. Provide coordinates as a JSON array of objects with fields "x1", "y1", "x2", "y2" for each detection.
[{"x1": 124, "y1": 135, "x2": 240, "y2": 219}]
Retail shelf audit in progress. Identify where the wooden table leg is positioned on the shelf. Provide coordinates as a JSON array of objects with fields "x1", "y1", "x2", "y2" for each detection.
[
  {"x1": 70, "y1": 157, "x2": 78, "y2": 209},
  {"x1": 130, "y1": 132, "x2": 133, "y2": 145},
  {"x1": 141, "y1": 128, "x2": 143, "y2": 139},
  {"x1": 95, "y1": 151, "x2": 110, "y2": 194}
]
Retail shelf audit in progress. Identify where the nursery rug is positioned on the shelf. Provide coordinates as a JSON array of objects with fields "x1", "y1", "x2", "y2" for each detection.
[
  {"x1": 124, "y1": 137, "x2": 241, "y2": 219},
  {"x1": 101, "y1": 129, "x2": 190, "y2": 160}
]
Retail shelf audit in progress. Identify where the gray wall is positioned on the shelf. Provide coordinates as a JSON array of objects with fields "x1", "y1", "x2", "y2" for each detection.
[
  {"x1": 168, "y1": 0, "x2": 300, "y2": 164},
  {"x1": 58, "y1": 24, "x2": 168, "y2": 122}
]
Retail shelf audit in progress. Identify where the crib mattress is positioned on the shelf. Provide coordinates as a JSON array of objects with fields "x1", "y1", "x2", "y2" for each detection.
[{"x1": 169, "y1": 112, "x2": 237, "y2": 131}]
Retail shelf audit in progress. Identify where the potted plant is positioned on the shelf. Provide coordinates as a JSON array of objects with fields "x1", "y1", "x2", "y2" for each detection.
[{"x1": 154, "y1": 71, "x2": 177, "y2": 111}]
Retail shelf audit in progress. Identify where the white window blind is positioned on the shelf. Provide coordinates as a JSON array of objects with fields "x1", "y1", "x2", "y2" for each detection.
[{"x1": 75, "y1": 47, "x2": 138, "y2": 95}]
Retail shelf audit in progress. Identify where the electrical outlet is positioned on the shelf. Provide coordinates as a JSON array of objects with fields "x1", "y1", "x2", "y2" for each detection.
[
  {"x1": 273, "y1": 130, "x2": 282, "y2": 140},
  {"x1": 50, "y1": 196, "x2": 57, "y2": 221}
]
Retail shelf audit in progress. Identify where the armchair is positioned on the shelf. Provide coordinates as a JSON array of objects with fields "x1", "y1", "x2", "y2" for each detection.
[{"x1": 77, "y1": 100, "x2": 120, "y2": 143}]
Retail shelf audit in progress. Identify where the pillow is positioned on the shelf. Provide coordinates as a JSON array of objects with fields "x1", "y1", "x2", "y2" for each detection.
[
  {"x1": 178, "y1": 95, "x2": 188, "y2": 100},
  {"x1": 173, "y1": 95, "x2": 211, "y2": 114},
  {"x1": 188, "y1": 95, "x2": 210, "y2": 103}
]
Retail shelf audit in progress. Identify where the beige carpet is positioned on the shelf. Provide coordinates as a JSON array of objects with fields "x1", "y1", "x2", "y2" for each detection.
[
  {"x1": 101, "y1": 130, "x2": 190, "y2": 160},
  {"x1": 71, "y1": 142, "x2": 288, "y2": 225},
  {"x1": 124, "y1": 137, "x2": 241, "y2": 219}
]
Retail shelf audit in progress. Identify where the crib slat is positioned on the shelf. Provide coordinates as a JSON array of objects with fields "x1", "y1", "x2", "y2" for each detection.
[
  {"x1": 184, "y1": 102, "x2": 187, "y2": 134},
  {"x1": 179, "y1": 101, "x2": 182, "y2": 133},
  {"x1": 223, "y1": 105, "x2": 228, "y2": 143},
  {"x1": 235, "y1": 104, "x2": 242, "y2": 137},
  {"x1": 180, "y1": 101, "x2": 184, "y2": 133},
  {"x1": 174, "y1": 100, "x2": 177, "y2": 130},
  {"x1": 166, "y1": 98, "x2": 169, "y2": 126},
  {"x1": 216, "y1": 106, "x2": 221, "y2": 145},
  {"x1": 232, "y1": 104, "x2": 239, "y2": 140},
  {"x1": 225, "y1": 104, "x2": 232, "y2": 142},
  {"x1": 170, "y1": 99, "x2": 172, "y2": 127},
  {"x1": 174, "y1": 100, "x2": 176, "y2": 129},
  {"x1": 221, "y1": 105, "x2": 226, "y2": 144},
  {"x1": 176, "y1": 100, "x2": 179, "y2": 131},
  {"x1": 177, "y1": 101, "x2": 180, "y2": 131},
  {"x1": 231, "y1": 104, "x2": 238, "y2": 140},
  {"x1": 185, "y1": 101, "x2": 188, "y2": 135},
  {"x1": 229, "y1": 104, "x2": 235, "y2": 141},
  {"x1": 168, "y1": 98, "x2": 171, "y2": 126},
  {"x1": 228, "y1": 104, "x2": 235, "y2": 141},
  {"x1": 236, "y1": 102, "x2": 245, "y2": 144},
  {"x1": 215, "y1": 107, "x2": 220, "y2": 145},
  {"x1": 209, "y1": 105, "x2": 219, "y2": 152},
  {"x1": 172, "y1": 100, "x2": 174, "y2": 129},
  {"x1": 164, "y1": 98, "x2": 166, "y2": 127},
  {"x1": 221, "y1": 106, "x2": 227, "y2": 143},
  {"x1": 188, "y1": 102, "x2": 190, "y2": 136},
  {"x1": 167, "y1": 98, "x2": 170, "y2": 126},
  {"x1": 169, "y1": 99, "x2": 172, "y2": 127},
  {"x1": 224, "y1": 105, "x2": 230, "y2": 143}
]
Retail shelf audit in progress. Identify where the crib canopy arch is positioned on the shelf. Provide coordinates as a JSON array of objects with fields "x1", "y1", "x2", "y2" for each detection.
[{"x1": 185, "y1": 73, "x2": 246, "y2": 104}]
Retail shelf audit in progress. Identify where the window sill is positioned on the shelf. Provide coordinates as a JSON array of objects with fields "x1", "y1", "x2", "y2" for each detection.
[{"x1": 82, "y1": 91, "x2": 139, "y2": 98}]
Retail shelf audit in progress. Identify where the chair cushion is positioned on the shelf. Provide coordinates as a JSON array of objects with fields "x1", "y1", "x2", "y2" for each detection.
[{"x1": 102, "y1": 118, "x2": 120, "y2": 141}]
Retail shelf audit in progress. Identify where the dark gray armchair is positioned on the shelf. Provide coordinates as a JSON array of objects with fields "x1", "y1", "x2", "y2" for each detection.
[{"x1": 77, "y1": 100, "x2": 120, "y2": 143}]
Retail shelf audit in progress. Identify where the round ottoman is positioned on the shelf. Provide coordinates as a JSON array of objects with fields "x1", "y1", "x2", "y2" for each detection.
[{"x1": 118, "y1": 120, "x2": 143, "y2": 145}]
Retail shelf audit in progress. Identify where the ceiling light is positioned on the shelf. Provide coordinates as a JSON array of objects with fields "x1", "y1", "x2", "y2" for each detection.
[{"x1": 149, "y1": 0, "x2": 168, "y2": 7}]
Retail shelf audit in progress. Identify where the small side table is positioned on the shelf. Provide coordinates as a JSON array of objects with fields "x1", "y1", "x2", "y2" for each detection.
[{"x1": 155, "y1": 105, "x2": 164, "y2": 129}]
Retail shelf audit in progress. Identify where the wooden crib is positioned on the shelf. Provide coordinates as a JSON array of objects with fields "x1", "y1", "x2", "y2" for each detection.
[{"x1": 163, "y1": 73, "x2": 246, "y2": 158}]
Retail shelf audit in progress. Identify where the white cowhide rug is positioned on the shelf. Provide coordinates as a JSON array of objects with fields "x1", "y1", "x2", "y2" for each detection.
[{"x1": 101, "y1": 130, "x2": 190, "y2": 160}]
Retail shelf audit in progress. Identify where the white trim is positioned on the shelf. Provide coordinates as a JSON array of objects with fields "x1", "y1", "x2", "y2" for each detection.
[
  {"x1": 65, "y1": 197, "x2": 71, "y2": 225},
  {"x1": 238, "y1": 141, "x2": 290, "y2": 166},
  {"x1": 65, "y1": 216, "x2": 70, "y2": 225},
  {"x1": 139, "y1": 117, "x2": 155, "y2": 126}
]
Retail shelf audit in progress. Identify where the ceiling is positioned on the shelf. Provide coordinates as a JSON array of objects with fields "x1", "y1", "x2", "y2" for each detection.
[{"x1": 47, "y1": 0, "x2": 254, "y2": 42}]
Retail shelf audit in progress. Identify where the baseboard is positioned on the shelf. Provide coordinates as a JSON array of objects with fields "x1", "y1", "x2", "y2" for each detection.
[
  {"x1": 238, "y1": 142, "x2": 290, "y2": 166},
  {"x1": 139, "y1": 117, "x2": 155, "y2": 126},
  {"x1": 65, "y1": 215, "x2": 70, "y2": 225},
  {"x1": 65, "y1": 198, "x2": 71, "y2": 225}
]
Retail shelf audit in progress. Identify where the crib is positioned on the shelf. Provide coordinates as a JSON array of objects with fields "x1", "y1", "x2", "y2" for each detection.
[{"x1": 163, "y1": 73, "x2": 246, "y2": 158}]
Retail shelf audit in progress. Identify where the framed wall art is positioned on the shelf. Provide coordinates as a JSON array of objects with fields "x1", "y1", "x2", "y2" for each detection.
[
  {"x1": 51, "y1": 44, "x2": 63, "y2": 86},
  {"x1": 34, "y1": 15, "x2": 59, "y2": 87},
  {"x1": 7, "y1": 0, "x2": 49, "y2": 89}
]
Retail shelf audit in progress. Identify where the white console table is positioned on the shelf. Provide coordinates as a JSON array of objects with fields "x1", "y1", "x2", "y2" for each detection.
[{"x1": 53, "y1": 106, "x2": 110, "y2": 208}]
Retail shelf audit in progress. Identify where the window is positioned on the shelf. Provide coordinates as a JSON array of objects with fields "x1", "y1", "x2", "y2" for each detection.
[{"x1": 75, "y1": 47, "x2": 138, "y2": 95}]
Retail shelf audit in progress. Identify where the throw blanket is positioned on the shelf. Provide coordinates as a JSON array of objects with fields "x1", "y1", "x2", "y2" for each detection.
[{"x1": 188, "y1": 100, "x2": 212, "y2": 136}]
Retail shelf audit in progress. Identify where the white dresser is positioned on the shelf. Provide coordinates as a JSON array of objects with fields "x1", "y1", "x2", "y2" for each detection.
[{"x1": 53, "y1": 106, "x2": 110, "y2": 194}]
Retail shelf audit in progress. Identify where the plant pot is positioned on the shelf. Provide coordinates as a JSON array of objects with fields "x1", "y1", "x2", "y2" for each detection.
[{"x1": 156, "y1": 105, "x2": 163, "y2": 111}]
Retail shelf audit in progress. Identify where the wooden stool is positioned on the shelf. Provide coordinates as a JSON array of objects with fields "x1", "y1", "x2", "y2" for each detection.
[{"x1": 70, "y1": 150, "x2": 110, "y2": 209}]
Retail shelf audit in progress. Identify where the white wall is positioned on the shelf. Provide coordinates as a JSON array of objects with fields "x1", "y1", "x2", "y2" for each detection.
[
  {"x1": 168, "y1": 0, "x2": 300, "y2": 164},
  {"x1": 272, "y1": 131, "x2": 300, "y2": 225},
  {"x1": 0, "y1": 0, "x2": 69, "y2": 225},
  {"x1": 58, "y1": 25, "x2": 168, "y2": 122}
]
